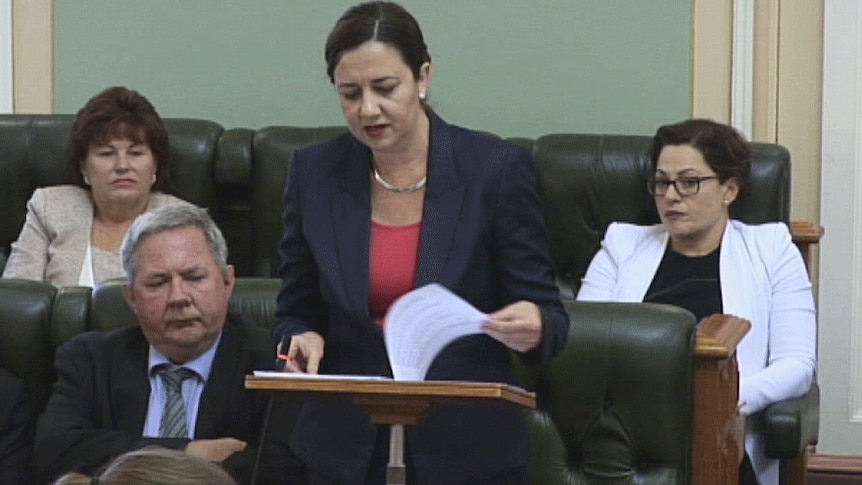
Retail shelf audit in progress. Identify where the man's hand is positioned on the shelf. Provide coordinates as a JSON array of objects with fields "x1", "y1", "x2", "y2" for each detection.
[
  {"x1": 483, "y1": 301, "x2": 543, "y2": 353},
  {"x1": 280, "y1": 331, "x2": 325, "y2": 374},
  {"x1": 185, "y1": 437, "x2": 247, "y2": 462}
]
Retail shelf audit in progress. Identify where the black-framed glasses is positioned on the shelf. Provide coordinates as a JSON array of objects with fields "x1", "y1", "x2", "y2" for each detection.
[{"x1": 647, "y1": 176, "x2": 719, "y2": 196}]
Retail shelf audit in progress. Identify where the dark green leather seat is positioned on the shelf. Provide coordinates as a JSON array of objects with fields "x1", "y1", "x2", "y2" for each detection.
[
  {"x1": 0, "y1": 278, "x2": 284, "y2": 419},
  {"x1": 0, "y1": 279, "x2": 57, "y2": 414},
  {"x1": 530, "y1": 134, "x2": 815, "y2": 483},
  {"x1": 0, "y1": 116, "x2": 817, "y2": 483},
  {"x1": 516, "y1": 301, "x2": 696, "y2": 484},
  {"x1": 250, "y1": 126, "x2": 347, "y2": 277},
  {"x1": 532, "y1": 134, "x2": 791, "y2": 299},
  {"x1": 0, "y1": 115, "x2": 225, "y2": 272}
]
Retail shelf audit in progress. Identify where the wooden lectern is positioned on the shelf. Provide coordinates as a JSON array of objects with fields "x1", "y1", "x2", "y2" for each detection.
[{"x1": 245, "y1": 375, "x2": 535, "y2": 485}]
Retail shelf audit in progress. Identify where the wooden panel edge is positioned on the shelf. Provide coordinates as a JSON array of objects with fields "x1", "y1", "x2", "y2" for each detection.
[
  {"x1": 791, "y1": 220, "x2": 825, "y2": 244},
  {"x1": 809, "y1": 453, "x2": 862, "y2": 473},
  {"x1": 695, "y1": 314, "x2": 751, "y2": 358}
]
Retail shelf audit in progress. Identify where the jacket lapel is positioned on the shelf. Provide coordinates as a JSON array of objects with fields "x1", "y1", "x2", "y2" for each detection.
[
  {"x1": 195, "y1": 320, "x2": 241, "y2": 437},
  {"x1": 112, "y1": 330, "x2": 151, "y2": 432},
  {"x1": 415, "y1": 114, "x2": 465, "y2": 287},
  {"x1": 330, "y1": 139, "x2": 373, "y2": 316}
]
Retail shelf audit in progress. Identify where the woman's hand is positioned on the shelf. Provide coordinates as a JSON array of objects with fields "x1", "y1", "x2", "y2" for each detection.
[
  {"x1": 483, "y1": 301, "x2": 543, "y2": 353},
  {"x1": 279, "y1": 331, "x2": 325, "y2": 374}
]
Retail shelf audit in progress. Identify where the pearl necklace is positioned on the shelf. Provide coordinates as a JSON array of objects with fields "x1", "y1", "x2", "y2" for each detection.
[{"x1": 372, "y1": 167, "x2": 427, "y2": 193}]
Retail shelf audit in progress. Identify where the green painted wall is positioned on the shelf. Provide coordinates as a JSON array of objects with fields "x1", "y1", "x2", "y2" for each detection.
[{"x1": 55, "y1": 1, "x2": 690, "y2": 138}]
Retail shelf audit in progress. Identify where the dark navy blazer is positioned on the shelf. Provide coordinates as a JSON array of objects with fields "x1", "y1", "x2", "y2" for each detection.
[{"x1": 274, "y1": 113, "x2": 569, "y2": 483}]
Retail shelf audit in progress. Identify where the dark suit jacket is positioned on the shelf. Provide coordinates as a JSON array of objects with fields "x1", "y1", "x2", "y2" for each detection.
[
  {"x1": 274, "y1": 113, "x2": 569, "y2": 483},
  {"x1": 0, "y1": 367, "x2": 35, "y2": 484},
  {"x1": 34, "y1": 313, "x2": 305, "y2": 485}
]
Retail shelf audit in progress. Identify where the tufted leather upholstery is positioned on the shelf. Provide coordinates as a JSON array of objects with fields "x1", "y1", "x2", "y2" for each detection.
[
  {"x1": 0, "y1": 116, "x2": 817, "y2": 483},
  {"x1": 532, "y1": 134, "x2": 790, "y2": 298},
  {"x1": 0, "y1": 115, "x2": 225, "y2": 272},
  {"x1": 0, "y1": 276, "x2": 700, "y2": 484},
  {"x1": 0, "y1": 279, "x2": 57, "y2": 414},
  {"x1": 515, "y1": 300, "x2": 696, "y2": 484},
  {"x1": 529, "y1": 134, "x2": 815, "y2": 484},
  {"x1": 0, "y1": 278, "x2": 284, "y2": 418},
  {"x1": 251, "y1": 126, "x2": 347, "y2": 276}
]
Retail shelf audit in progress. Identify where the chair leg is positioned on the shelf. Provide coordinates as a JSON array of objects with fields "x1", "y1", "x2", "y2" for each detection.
[{"x1": 782, "y1": 447, "x2": 809, "y2": 485}]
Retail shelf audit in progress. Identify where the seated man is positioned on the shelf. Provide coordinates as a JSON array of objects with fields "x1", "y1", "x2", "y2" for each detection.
[{"x1": 34, "y1": 205, "x2": 305, "y2": 485}]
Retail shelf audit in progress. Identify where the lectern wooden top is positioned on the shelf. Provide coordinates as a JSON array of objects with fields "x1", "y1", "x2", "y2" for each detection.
[{"x1": 245, "y1": 374, "x2": 536, "y2": 409}]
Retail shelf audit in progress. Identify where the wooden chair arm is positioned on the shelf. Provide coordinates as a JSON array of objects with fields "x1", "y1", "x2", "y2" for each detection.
[
  {"x1": 692, "y1": 314, "x2": 751, "y2": 483},
  {"x1": 695, "y1": 313, "x2": 750, "y2": 358},
  {"x1": 791, "y1": 221, "x2": 824, "y2": 245},
  {"x1": 791, "y1": 221, "x2": 824, "y2": 270}
]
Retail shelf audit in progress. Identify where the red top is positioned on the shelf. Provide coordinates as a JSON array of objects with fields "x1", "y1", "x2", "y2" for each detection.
[{"x1": 369, "y1": 220, "x2": 422, "y2": 327}]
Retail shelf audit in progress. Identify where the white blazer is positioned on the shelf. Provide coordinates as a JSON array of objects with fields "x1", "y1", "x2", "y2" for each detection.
[{"x1": 577, "y1": 220, "x2": 816, "y2": 485}]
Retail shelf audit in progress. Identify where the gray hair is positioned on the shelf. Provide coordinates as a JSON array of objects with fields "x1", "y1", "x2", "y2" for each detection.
[{"x1": 121, "y1": 204, "x2": 228, "y2": 284}]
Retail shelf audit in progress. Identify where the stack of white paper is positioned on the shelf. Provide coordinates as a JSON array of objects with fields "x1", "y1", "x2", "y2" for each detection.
[{"x1": 384, "y1": 283, "x2": 487, "y2": 381}]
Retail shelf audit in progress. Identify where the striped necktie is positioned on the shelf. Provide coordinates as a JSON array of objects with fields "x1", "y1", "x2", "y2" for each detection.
[{"x1": 157, "y1": 366, "x2": 197, "y2": 438}]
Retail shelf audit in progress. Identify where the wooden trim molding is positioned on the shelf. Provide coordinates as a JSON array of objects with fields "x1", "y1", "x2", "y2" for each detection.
[
  {"x1": 691, "y1": 0, "x2": 732, "y2": 122},
  {"x1": 0, "y1": 0, "x2": 11, "y2": 113},
  {"x1": 732, "y1": 0, "x2": 755, "y2": 138},
  {"x1": 751, "y1": 0, "x2": 779, "y2": 143},
  {"x1": 809, "y1": 453, "x2": 862, "y2": 474},
  {"x1": 820, "y1": 0, "x2": 862, "y2": 454},
  {"x1": 12, "y1": 0, "x2": 54, "y2": 113}
]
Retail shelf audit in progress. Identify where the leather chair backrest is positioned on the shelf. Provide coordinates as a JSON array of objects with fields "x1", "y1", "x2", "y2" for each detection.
[
  {"x1": 0, "y1": 115, "x2": 74, "y2": 268},
  {"x1": 515, "y1": 300, "x2": 697, "y2": 484},
  {"x1": 532, "y1": 134, "x2": 791, "y2": 296},
  {"x1": 83, "y1": 277, "x2": 282, "y2": 334},
  {"x1": 0, "y1": 279, "x2": 59, "y2": 414},
  {"x1": 0, "y1": 115, "x2": 225, "y2": 270},
  {"x1": 251, "y1": 126, "x2": 347, "y2": 276},
  {"x1": 213, "y1": 128, "x2": 256, "y2": 275},
  {"x1": 0, "y1": 277, "x2": 281, "y2": 422}
]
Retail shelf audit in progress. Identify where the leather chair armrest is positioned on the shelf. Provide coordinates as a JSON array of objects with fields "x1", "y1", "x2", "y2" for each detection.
[{"x1": 761, "y1": 382, "x2": 820, "y2": 459}]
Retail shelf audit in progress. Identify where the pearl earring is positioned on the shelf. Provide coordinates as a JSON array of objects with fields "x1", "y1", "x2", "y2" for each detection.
[
  {"x1": 419, "y1": 91, "x2": 426, "y2": 100},
  {"x1": 82, "y1": 173, "x2": 90, "y2": 186},
  {"x1": 152, "y1": 174, "x2": 157, "y2": 184}
]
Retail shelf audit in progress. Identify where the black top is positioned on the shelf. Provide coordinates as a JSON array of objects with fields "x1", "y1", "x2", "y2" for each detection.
[{"x1": 645, "y1": 245, "x2": 722, "y2": 321}]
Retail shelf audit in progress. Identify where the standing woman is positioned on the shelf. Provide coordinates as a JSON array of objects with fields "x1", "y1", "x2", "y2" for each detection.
[
  {"x1": 273, "y1": 2, "x2": 569, "y2": 483},
  {"x1": 2, "y1": 86, "x2": 190, "y2": 287},
  {"x1": 578, "y1": 119, "x2": 816, "y2": 485}
]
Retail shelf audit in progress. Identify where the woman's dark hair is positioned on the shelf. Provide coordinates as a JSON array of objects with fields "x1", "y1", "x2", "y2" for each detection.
[
  {"x1": 66, "y1": 86, "x2": 174, "y2": 193},
  {"x1": 325, "y1": 1, "x2": 431, "y2": 83},
  {"x1": 650, "y1": 118, "x2": 751, "y2": 192}
]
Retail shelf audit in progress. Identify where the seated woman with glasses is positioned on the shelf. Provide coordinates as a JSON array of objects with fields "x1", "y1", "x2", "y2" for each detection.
[{"x1": 577, "y1": 118, "x2": 816, "y2": 485}]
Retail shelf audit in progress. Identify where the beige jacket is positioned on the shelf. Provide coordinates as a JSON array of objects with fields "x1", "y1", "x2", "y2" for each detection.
[{"x1": 2, "y1": 185, "x2": 190, "y2": 287}]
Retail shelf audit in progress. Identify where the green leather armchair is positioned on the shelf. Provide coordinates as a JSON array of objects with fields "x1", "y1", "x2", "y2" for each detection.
[
  {"x1": 515, "y1": 300, "x2": 697, "y2": 484},
  {"x1": 2, "y1": 277, "x2": 707, "y2": 484},
  {"x1": 0, "y1": 278, "x2": 285, "y2": 421},
  {"x1": 0, "y1": 279, "x2": 57, "y2": 415},
  {"x1": 0, "y1": 115, "x2": 235, "y2": 273},
  {"x1": 0, "y1": 116, "x2": 819, "y2": 483},
  {"x1": 531, "y1": 133, "x2": 819, "y2": 485}
]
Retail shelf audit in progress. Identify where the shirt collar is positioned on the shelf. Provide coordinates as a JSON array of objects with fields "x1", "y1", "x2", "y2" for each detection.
[{"x1": 147, "y1": 331, "x2": 223, "y2": 382}]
